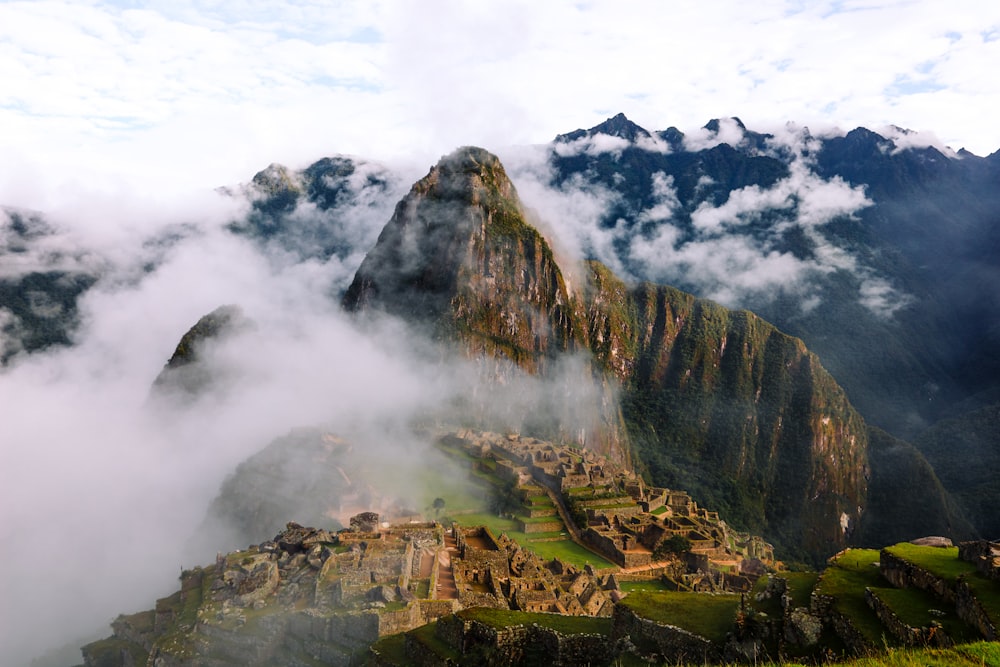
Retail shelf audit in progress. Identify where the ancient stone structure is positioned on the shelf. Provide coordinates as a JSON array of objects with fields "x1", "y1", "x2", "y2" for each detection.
[
  {"x1": 959, "y1": 540, "x2": 1000, "y2": 581},
  {"x1": 445, "y1": 428, "x2": 774, "y2": 590}
]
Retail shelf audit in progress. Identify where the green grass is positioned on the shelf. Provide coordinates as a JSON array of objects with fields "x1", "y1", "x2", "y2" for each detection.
[
  {"x1": 369, "y1": 633, "x2": 408, "y2": 664},
  {"x1": 884, "y1": 545, "x2": 975, "y2": 581},
  {"x1": 518, "y1": 514, "x2": 563, "y2": 524},
  {"x1": 524, "y1": 531, "x2": 571, "y2": 541},
  {"x1": 451, "y1": 512, "x2": 520, "y2": 535},
  {"x1": 406, "y1": 622, "x2": 460, "y2": 662},
  {"x1": 459, "y1": 607, "x2": 613, "y2": 635},
  {"x1": 618, "y1": 590, "x2": 741, "y2": 643},
  {"x1": 768, "y1": 642, "x2": 1000, "y2": 666},
  {"x1": 868, "y1": 586, "x2": 978, "y2": 643},
  {"x1": 784, "y1": 571, "x2": 820, "y2": 609},
  {"x1": 651, "y1": 505, "x2": 668, "y2": 515},
  {"x1": 884, "y1": 543, "x2": 1000, "y2": 629},
  {"x1": 619, "y1": 579, "x2": 674, "y2": 593},
  {"x1": 813, "y1": 549, "x2": 888, "y2": 645},
  {"x1": 452, "y1": 514, "x2": 615, "y2": 569},
  {"x1": 521, "y1": 537, "x2": 614, "y2": 569}
]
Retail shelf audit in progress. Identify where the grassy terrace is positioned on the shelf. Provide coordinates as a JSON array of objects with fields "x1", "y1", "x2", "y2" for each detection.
[
  {"x1": 868, "y1": 586, "x2": 979, "y2": 643},
  {"x1": 405, "y1": 622, "x2": 460, "y2": 662},
  {"x1": 785, "y1": 571, "x2": 821, "y2": 609},
  {"x1": 452, "y1": 511, "x2": 614, "y2": 569},
  {"x1": 617, "y1": 590, "x2": 740, "y2": 643},
  {"x1": 885, "y1": 544, "x2": 976, "y2": 580},
  {"x1": 619, "y1": 579, "x2": 675, "y2": 593},
  {"x1": 458, "y1": 607, "x2": 613, "y2": 635},
  {"x1": 884, "y1": 543, "x2": 1000, "y2": 629},
  {"x1": 812, "y1": 549, "x2": 889, "y2": 645}
]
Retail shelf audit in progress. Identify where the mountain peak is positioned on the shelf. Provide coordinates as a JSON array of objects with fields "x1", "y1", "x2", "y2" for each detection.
[
  {"x1": 555, "y1": 112, "x2": 651, "y2": 143},
  {"x1": 342, "y1": 147, "x2": 547, "y2": 328},
  {"x1": 704, "y1": 116, "x2": 747, "y2": 132}
]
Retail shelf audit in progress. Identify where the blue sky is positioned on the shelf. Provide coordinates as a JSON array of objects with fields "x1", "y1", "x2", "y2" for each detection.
[{"x1": 1, "y1": 0, "x2": 998, "y2": 207}]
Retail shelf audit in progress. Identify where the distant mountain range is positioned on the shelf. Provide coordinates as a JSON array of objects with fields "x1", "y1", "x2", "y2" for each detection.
[{"x1": 4, "y1": 115, "x2": 998, "y2": 564}]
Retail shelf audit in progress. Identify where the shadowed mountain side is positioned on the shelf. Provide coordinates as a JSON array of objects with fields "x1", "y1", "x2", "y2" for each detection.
[
  {"x1": 914, "y1": 403, "x2": 1000, "y2": 539},
  {"x1": 856, "y1": 426, "x2": 976, "y2": 548},
  {"x1": 578, "y1": 261, "x2": 868, "y2": 562}
]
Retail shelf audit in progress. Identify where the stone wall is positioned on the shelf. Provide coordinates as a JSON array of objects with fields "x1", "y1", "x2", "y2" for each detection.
[
  {"x1": 378, "y1": 601, "x2": 426, "y2": 636},
  {"x1": 864, "y1": 588, "x2": 953, "y2": 647},
  {"x1": 610, "y1": 604, "x2": 720, "y2": 664},
  {"x1": 419, "y1": 599, "x2": 460, "y2": 623},
  {"x1": 429, "y1": 614, "x2": 618, "y2": 666},
  {"x1": 959, "y1": 540, "x2": 1000, "y2": 581},
  {"x1": 956, "y1": 580, "x2": 998, "y2": 640},
  {"x1": 878, "y1": 550, "x2": 955, "y2": 603},
  {"x1": 517, "y1": 518, "x2": 564, "y2": 533},
  {"x1": 810, "y1": 593, "x2": 874, "y2": 656},
  {"x1": 285, "y1": 608, "x2": 381, "y2": 664}
]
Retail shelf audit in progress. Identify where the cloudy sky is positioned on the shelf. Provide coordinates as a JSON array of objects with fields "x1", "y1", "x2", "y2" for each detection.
[
  {"x1": 1, "y1": 0, "x2": 999, "y2": 208},
  {"x1": 2, "y1": 2, "x2": 999, "y2": 663}
]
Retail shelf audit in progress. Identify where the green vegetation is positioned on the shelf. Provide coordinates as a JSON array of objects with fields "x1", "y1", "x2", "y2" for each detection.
[
  {"x1": 618, "y1": 590, "x2": 741, "y2": 643},
  {"x1": 653, "y1": 534, "x2": 692, "y2": 560},
  {"x1": 406, "y1": 622, "x2": 460, "y2": 662},
  {"x1": 915, "y1": 403, "x2": 1000, "y2": 539},
  {"x1": 883, "y1": 544, "x2": 972, "y2": 580},
  {"x1": 619, "y1": 579, "x2": 674, "y2": 593},
  {"x1": 783, "y1": 571, "x2": 820, "y2": 609},
  {"x1": 458, "y1": 607, "x2": 612, "y2": 635},
  {"x1": 763, "y1": 642, "x2": 1000, "y2": 666},
  {"x1": 369, "y1": 633, "x2": 408, "y2": 664},
  {"x1": 868, "y1": 586, "x2": 978, "y2": 643},
  {"x1": 884, "y1": 543, "x2": 1000, "y2": 627},
  {"x1": 813, "y1": 549, "x2": 889, "y2": 645}
]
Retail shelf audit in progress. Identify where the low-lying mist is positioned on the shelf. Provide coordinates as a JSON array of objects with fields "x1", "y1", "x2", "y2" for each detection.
[{"x1": 0, "y1": 167, "x2": 619, "y2": 666}]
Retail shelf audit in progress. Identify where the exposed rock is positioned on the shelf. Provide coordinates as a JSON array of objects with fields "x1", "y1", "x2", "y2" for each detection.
[{"x1": 910, "y1": 536, "x2": 954, "y2": 548}]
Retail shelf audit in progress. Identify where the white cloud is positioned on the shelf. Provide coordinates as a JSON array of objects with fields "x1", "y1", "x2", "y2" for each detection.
[
  {"x1": 0, "y1": 0, "x2": 998, "y2": 216},
  {"x1": 624, "y1": 126, "x2": 920, "y2": 317},
  {"x1": 552, "y1": 133, "x2": 632, "y2": 158},
  {"x1": 683, "y1": 117, "x2": 747, "y2": 152},
  {"x1": 638, "y1": 172, "x2": 681, "y2": 223}
]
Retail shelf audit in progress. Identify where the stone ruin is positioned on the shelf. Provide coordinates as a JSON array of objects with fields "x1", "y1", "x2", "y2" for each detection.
[
  {"x1": 449, "y1": 524, "x2": 621, "y2": 617},
  {"x1": 444, "y1": 428, "x2": 774, "y2": 593}
]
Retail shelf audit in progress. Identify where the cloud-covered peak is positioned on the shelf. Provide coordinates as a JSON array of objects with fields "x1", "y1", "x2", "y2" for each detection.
[{"x1": 555, "y1": 112, "x2": 651, "y2": 143}]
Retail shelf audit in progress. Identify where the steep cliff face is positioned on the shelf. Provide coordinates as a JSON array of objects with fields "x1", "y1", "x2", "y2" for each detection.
[
  {"x1": 578, "y1": 261, "x2": 868, "y2": 560},
  {"x1": 343, "y1": 147, "x2": 580, "y2": 373}
]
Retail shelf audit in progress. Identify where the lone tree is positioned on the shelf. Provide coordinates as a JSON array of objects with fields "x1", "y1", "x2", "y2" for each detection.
[{"x1": 432, "y1": 497, "x2": 446, "y2": 516}]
